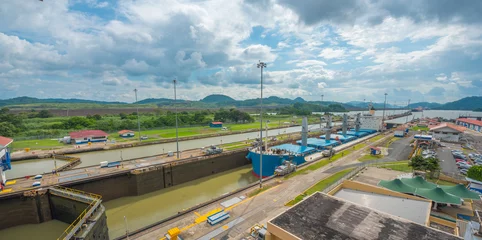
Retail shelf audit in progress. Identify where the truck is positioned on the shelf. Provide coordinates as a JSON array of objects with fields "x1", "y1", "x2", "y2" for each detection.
[
  {"x1": 100, "y1": 161, "x2": 121, "y2": 168},
  {"x1": 274, "y1": 161, "x2": 296, "y2": 176}
]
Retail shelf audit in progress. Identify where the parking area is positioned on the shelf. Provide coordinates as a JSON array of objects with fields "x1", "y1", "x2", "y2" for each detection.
[
  {"x1": 435, "y1": 132, "x2": 482, "y2": 177},
  {"x1": 436, "y1": 143, "x2": 462, "y2": 175}
]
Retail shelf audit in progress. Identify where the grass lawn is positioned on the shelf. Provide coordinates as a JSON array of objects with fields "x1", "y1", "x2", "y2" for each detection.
[
  {"x1": 11, "y1": 138, "x2": 64, "y2": 151},
  {"x1": 427, "y1": 178, "x2": 457, "y2": 186},
  {"x1": 374, "y1": 160, "x2": 412, "y2": 172},
  {"x1": 286, "y1": 168, "x2": 354, "y2": 206},
  {"x1": 285, "y1": 141, "x2": 369, "y2": 179},
  {"x1": 358, "y1": 153, "x2": 383, "y2": 162},
  {"x1": 411, "y1": 126, "x2": 430, "y2": 131},
  {"x1": 367, "y1": 134, "x2": 384, "y2": 143}
]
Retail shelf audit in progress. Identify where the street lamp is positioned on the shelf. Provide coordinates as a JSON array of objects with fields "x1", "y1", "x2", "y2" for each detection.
[
  {"x1": 257, "y1": 60, "x2": 266, "y2": 188},
  {"x1": 320, "y1": 94, "x2": 324, "y2": 130},
  {"x1": 173, "y1": 79, "x2": 179, "y2": 159},
  {"x1": 134, "y1": 89, "x2": 141, "y2": 142},
  {"x1": 382, "y1": 93, "x2": 388, "y2": 129}
]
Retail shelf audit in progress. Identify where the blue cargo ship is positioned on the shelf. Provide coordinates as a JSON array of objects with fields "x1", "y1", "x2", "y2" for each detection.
[
  {"x1": 247, "y1": 113, "x2": 378, "y2": 178},
  {"x1": 246, "y1": 144, "x2": 316, "y2": 178}
]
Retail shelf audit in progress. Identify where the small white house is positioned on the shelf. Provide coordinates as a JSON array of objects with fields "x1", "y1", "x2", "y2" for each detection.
[
  {"x1": 429, "y1": 123, "x2": 465, "y2": 142},
  {"x1": 118, "y1": 130, "x2": 135, "y2": 138}
]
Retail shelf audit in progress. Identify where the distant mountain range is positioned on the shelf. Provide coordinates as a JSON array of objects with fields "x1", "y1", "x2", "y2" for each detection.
[
  {"x1": 0, "y1": 96, "x2": 125, "y2": 107},
  {"x1": 1, "y1": 95, "x2": 481, "y2": 111}
]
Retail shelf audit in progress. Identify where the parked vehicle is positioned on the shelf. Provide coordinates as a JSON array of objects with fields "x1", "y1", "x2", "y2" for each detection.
[
  {"x1": 460, "y1": 169, "x2": 468, "y2": 175},
  {"x1": 458, "y1": 163, "x2": 472, "y2": 169},
  {"x1": 455, "y1": 159, "x2": 467, "y2": 163}
]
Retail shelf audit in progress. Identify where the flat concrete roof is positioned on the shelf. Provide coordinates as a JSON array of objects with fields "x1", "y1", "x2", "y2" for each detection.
[
  {"x1": 333, "y1": 188, "x2": 431, "y2": 225},
  {"x1": 269, "y1": 192, "x2": 460, "y2": 240}
]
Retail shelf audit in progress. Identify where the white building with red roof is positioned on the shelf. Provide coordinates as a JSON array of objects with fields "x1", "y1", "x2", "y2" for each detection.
[
  {"x1": 118, "y1": 130, "x2": 135, "y2": 138},
  {"x1": 0, "y1": 136, "x2": 13, "y2": 185},
  {"x1": 429, "y1": 123, "x2": 466, "y2": 142},
  {"x1": 69, "y1": 130, "x2": 108, "y2": 144},
  {"x1": 456, "y1": 118, "x2": 482, "y2": 132}
]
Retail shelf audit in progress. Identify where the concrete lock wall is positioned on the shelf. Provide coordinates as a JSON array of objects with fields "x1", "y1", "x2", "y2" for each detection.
[
  {"x1": 69, "y1": 173, "x2": 138, "y2": 202},
  {"x1": 49, "y1": 194, "x2": 89, "y2": 224},
  {"x1": 69, "y1": 150, "x2": 250, "y2": 201},
  {"x1": 0, "y1": 190, "x2": 52, "y2": 230}
]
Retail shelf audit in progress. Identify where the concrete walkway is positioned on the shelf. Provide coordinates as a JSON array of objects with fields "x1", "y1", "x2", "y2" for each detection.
[{"x1": 131, "y1": 132, "x2": 397, "y2": 240}]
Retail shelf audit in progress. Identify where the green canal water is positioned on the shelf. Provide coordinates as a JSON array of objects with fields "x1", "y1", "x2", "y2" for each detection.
[{"x1": 0, "y1": 165, "x2": 257, "y2": 239}]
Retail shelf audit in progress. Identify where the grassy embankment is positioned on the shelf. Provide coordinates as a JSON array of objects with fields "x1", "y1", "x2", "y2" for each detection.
[
  {"x1": 285, "y1": 140, "x2": 369, "y2": 179},
  {"x1": 11, "y1": 116, "x2": 320, "y2": 151},
  {"x1": 286, "y1": 168, "x2": 354, "y2": 206}
]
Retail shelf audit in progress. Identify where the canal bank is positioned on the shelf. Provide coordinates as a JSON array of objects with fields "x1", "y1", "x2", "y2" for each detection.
[{"x1": 8, "y1": 123, "x2": 339, "y2": 179}]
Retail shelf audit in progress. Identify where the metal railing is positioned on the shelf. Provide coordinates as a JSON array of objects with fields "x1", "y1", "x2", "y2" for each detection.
[
  {"x1": 322, "y1": 166, "x2": 366, "y2": 194},
  {"x1": 52, "y1": 186, "x2": 102, "y2": 240}
]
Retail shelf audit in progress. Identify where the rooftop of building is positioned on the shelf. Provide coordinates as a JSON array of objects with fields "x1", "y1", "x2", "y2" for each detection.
[
  {"x1": 118, "y1": 130, "x2": 134, "y2": 134},
  {"x1": 457, "y1": 118, "x2": 482, "y2": 127},
  {"x1": 430, "y1": 122, "x2": 466, "y2": 132},
  {"x1": 69, "y1": 130, "x2": 109, "y2": 138},
  {"x1": 268, "y1": 192, "x2": 461, "y2": 240},
  {"x1": 0, "y1": 136, "x2": 13, "y2": 148}
]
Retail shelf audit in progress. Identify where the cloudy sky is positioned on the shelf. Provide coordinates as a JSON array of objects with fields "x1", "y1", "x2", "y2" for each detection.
[{"x1": 1, "y1": 0, "x2": 482, "y2": 104}]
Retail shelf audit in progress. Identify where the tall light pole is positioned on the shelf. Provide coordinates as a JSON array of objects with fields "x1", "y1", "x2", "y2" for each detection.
[
  {"x1": 173, "y1": 79, "x2": 179, "y2": 159},
  {"x1": 382, "y1": 93, "x2": 387, "y2": 129},
  {"x1": 405, "y1": 99, "x2": 411, "y2": 123},
  {"x1": 257, "y1": 60, "x2": 266, "y2": 188},
  {"x1": 320, "y1": 94, "x2": 324, "y2": 129},
  {"x1": 134, "y1": 89, "x2": 141, "y2": 142}
]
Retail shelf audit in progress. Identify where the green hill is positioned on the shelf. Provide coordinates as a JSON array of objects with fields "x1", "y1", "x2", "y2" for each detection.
[
  {"x1": 0, "y1": 96, "x2": 125, "y2": 107},
  {"x1": 436, "y1": 96, "x2": 482, "y2": 110},
  {"x1": 201, "y1": 94, "x2": 235, "y2": 103}
]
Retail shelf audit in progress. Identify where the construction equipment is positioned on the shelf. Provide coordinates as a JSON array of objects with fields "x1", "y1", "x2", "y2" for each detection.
[
  {"x1": 274, "y1": 160, "x2": 296, "y2": 176},
  {"x1": 250, "y1": 224, "x2": 267, "y2": 240},
  {"x1": 202, "y1": 145, "x2": 223, "y2": 155},
  {"x1": 165, "y1": 227, "x2": 183, "y2": 240}
]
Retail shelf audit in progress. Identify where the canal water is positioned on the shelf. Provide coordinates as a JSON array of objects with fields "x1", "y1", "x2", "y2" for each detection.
[
  {"x1": 0, "y1": 165, "x2": 257, "y2": 239},
  {"x1": 0, "y1": 219, "x2": 69, "y2": 240},
  {"x1": 8, "y1": 124, "x2": 325, "y2": 178}
]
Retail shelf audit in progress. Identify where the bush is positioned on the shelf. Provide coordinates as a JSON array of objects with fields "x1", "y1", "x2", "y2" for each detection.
[{"x1": 468, "y1": 166, "x2": 482, "y2": 181}]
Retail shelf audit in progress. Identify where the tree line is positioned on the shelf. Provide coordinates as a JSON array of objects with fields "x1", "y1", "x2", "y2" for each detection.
[{"x1": 277, "y1": 102, "x2": 347, "y2": 115}]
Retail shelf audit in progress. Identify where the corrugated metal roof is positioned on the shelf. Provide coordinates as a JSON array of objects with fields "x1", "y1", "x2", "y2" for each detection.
[
  {"x1": 211, "y1": 121, "x2": 223, "y2": 124},
  {"x1": 430, "y1": 122, "x2": 466, "y2": 132},
  {"x1": 118, "y1": 130, "x2": 134, "y2": 134},
  {"x1": 457, "y1": 118, "x2": 482, "y2": 127},
  {"x1": 0, "y1": 136, "x2": 13, "y2": 147}
]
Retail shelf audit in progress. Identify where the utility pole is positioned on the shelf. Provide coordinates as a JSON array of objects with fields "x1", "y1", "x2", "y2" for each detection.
[
  {"x1": 382, "y1": 93, "x2": 387, "y2": 130},
  {"x1": 173, "y1": 79, "x2": 179, "y2": 159},
  {"x1": 124, "y1": 216, "x2": 129, "y2": 239},
  {"x1": 134, "y1": 89, "x2": 141, "y2": 142},
  {"x1": 257, "y1": 60, "x2": 266, "y2": 188},
  {"x1": 406, "y1": 99, "x2": 411, "y2": 123}
]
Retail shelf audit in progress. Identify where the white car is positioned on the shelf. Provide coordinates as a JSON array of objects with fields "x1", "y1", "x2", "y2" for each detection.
[{"x1": 140, "y1": 136, "x2": 148, "y2": 140}]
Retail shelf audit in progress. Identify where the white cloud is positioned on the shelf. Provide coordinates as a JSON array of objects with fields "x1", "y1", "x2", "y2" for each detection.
[
  {"x1": 295, "y1": 60, "x2": 326, "y2": 67},
  {"x1": 436, "y1": 73, "x2": 448, "y2": 81},
  {"x1": 319, "y1": 48, "x2": 346, "y2": 59}
]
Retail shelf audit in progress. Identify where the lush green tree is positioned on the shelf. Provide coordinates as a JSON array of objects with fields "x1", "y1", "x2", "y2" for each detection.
[
  {"x1": 409, "y1": 155, "x2": 426, "y2": 171},
  {"x1": 425, "y1": 157, "x2": 441, "y2": 178},
  {"x1": 0, "y1": 107, "x2": 9, "y2": 115},
  {"x1": 37, "y1": 110, "x2": 53, "y2": 118},
  {"x1": 468, "y1": 166, "x2": 482, "y2": 181},
  {"x1": 119, "y1": 113, "x2": 127, "y2": 120},
  {"x1": 63, "y1": 117, "x2": 94, "y2": 129},
  {"x1": 0, "y1": 122, "x2": 16, "y2": 137}
]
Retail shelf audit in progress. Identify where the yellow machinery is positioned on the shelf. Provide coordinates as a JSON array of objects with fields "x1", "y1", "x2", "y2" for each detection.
[
  {"x1": 250, "y1": 224, "x2": 267, "y2": 240},
  {"x1": 166, "y1": 227, "x2": 182, "y2": 240}
]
